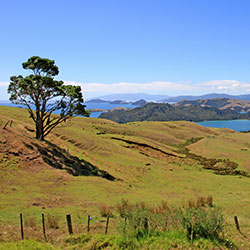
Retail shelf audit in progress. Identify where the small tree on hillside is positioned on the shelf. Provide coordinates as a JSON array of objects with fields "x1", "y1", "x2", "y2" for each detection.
[{"x1": 8, "y1": 56, "x2": 89, "y2": 140}]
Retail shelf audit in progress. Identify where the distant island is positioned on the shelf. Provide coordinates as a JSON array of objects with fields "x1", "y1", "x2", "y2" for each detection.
[
  {"x1": 88, "y1": 107, "x2": 131, "y2": 113},
  {"x1": 86, "y1": 98, "x2": 147, "y2": 107},
  {"x1": 99, "y1": 101, "x2": 250, "y2": 123},
  {"x1": 110, "y1": 100, "x2": 129, "y2": 104},
  {"x1": 85, "y1": 99, "x2": 110, "y2": 103}
]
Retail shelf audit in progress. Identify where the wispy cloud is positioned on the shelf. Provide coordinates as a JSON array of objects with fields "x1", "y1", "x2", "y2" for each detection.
[
  {"x1": 65, "y1": 81, "x2": 189, "y2": 93},
  {"x1": 2, "y1": 80, "x2": 250, "y2": 100},
  {"x1": 65, "y1": 80, "x2": 250, "y2": 97}
]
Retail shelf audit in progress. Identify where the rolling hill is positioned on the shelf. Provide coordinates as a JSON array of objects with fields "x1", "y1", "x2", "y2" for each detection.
[
  {"x1": 174, "y1": 98, "x2": 250, "y2": 112},
  {"x1": 0, "y1": 105, "x2": 249, "y2": 249}
]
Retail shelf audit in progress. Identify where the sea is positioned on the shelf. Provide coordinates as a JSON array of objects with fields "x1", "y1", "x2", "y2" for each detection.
[
  {"x1": 0, "y1": 101, "x2": 137, "y2": 118},
  {"x1": 1, "y1": 101, "x2": 250, "y2": 132},
  {"x1": 196, "y1": 120, "x2": 250, "y2": 132},
  {"x1": 84, "y1": 102, "x2": 138, "y2": 118}
]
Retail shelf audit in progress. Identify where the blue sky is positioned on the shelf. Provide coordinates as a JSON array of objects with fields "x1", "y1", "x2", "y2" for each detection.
[{"x1": 1, "y1": 0, "x2": 250, "y2": 100}]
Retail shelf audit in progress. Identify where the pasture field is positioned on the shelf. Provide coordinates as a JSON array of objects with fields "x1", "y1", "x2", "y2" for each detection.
[{"x1": 0, "y1": 106, "x2": 249, "y2": 249}]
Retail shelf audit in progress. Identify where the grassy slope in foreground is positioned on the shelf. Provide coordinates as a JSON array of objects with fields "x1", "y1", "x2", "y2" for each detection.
[{"x1": 0, "y1": 106, "x2": 249, "y2": 248}]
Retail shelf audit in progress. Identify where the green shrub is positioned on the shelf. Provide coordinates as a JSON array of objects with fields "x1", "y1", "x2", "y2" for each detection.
[
  {"x1": 179, "y1": 206, "x2": 224, "y2": 241},
  {"x1": 117, "y1": 200, "x2": 179, "y2": 244},
  {"x1": 116, "y1": 199, "x2": 230, "y2": 249}
]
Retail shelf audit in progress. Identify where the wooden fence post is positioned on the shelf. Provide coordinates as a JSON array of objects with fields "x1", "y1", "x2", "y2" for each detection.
[
  {"x1": 234, "y1": 216, "x2": 240, "y2": 231},
  {"x1": 105, "y1": 216, "x2": 110, "y2": 234},
  {"x1": 20, "y1": 213, "x2": 24, "y2": 240},
  {"x1": 42, "y1": 213, "x2": 47, "y2": 241},
  {"x1": 66, "y1": 214, "x2": 73, "y2": 235},
  {"x1": 87, "y1": 215, "x2": 90, "y2": 233}
]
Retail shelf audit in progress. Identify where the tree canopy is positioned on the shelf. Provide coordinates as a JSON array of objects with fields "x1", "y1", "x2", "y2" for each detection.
[{"x1": 8, "y1": 56, "x2": 89, "y2": 140}]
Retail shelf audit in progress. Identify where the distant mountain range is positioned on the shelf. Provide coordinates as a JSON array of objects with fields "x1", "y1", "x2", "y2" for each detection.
[
  {"x1": 160, "y1": 93, "x2": 250, "y2": 102},
  {"x1": 87, "y1": 93, "x2": 250, "y2": 103},
  {"x1": 91, "y1": 93, "x2": 170, "y2": 102}
]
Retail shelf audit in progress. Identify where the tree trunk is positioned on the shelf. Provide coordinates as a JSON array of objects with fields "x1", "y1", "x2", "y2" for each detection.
[
  {"x1": 36, "y1": 110, "x2": 44, "y2": 141},
  {"x1": 36, "y1": 121, "x2": 44, "y2": 140}
]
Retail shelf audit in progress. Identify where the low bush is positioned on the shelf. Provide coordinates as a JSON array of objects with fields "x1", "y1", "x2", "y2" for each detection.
[
  {"x1": 115, "y1": 197, "x2": 230, "y2": 249},
  {"x1": 179, "y1": 198, "x2": 224, "y2": 241},
  {"x1": 99, "y1": 204, "x2": 114, "y2": 217}
]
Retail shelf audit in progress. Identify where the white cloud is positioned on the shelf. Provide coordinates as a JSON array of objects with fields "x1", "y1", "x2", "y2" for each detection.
[
  {"x1": 196, "y1": 80, "x2": 250, "y2": 93},
  {"x1": 64, "y1": 80, "x2": 250, "y2": 97},
  {"x1": 2, "y1": 80, "x2": 250, "y2": 100},
  {"x1": 65, "y1": 81, "x2": 197, "y2": 94}
]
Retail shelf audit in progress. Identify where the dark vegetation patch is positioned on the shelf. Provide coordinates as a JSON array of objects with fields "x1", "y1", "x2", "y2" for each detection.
[
  {"x1": 29, "y1": 141, "x2": 116, "y2": 181},
  {"x1": 174, "y1": 137, "x2": 204, "y2": 154},
  {"x1": 174, "y1": 138, "x2": 250, "y2": 177},
  {"x1": 94, "y1": 125, "x2": 136, "y2": 136},
  {"x1": 111, "y1": 137, "x2": 181, "y2": 158}
]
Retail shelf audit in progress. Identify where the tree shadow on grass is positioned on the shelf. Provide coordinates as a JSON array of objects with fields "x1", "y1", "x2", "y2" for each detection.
[{"x1": 26, "y1": 141, "x2": 116, "y2": 181}]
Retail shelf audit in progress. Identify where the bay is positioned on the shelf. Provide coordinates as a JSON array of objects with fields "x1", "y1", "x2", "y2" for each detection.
[
  {"x1": 196, "y1": 120, "x2": 250, "y2": 132},
  {"x1": 2, "y1": 101, "x2": 250, "y2": 131},
  {"x1": 0, "y1": 101, "x2": 137, "y2": 118},
  {"x1": 85, "y1": 102, "x2": 137, "y2": 118}
]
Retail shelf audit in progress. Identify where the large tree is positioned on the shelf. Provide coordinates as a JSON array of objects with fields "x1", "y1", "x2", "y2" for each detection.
[{"x1": 8, "y1": 56, "x2": 89, "y2": 140}]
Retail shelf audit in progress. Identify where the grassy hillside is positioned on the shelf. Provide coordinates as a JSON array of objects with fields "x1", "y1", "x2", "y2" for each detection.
[
  {"x1": 0, "y1": 106, "x2": 249, "y2": 249},
  {"x1": 174, "y1": 98, "x2": 250, "y2": 112}
]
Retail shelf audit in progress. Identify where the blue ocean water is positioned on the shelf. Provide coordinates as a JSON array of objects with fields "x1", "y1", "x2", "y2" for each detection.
[
  {"x1": 0, "y1": 101, "x2": 137, "y2": 118},
  {"x1": 196, "y1": 120, "x2": 250, "y2": 132},
  {"x1": 1, "y1": 101, "x2": 250, "y2": 131},
  {"x1": 85, "y1": 102, "x2": 137, "y2": 118}
]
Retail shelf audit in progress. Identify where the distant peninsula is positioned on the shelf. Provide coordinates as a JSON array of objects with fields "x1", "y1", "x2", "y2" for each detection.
[
  {"x1": 99, "y1": 101, "x2": 250, "y2": 123},
  {"x1": 85, "y1": 99, "x2": 147, "y2": 106},
  {"x1": 85, "y1": 99, "x2": 110, "y2": 103},
  {"x1": 174, "y1": 98, "x2": 250, "y2": 112}
]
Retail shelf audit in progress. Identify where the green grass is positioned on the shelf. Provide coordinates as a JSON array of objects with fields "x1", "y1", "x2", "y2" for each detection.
[
  {"x1": 0, "y1": 240, "x2": 58, "y2": 250},
  {"x1": 0, "y1": 233, "x2": 233, "y2": 250},
  {"x1": 0, "y1": 105, "x2": 250, "y2": 248},
  {"x1": 188, "y1": 133, "x2": 250, "y2": 172},
  {"x1": 59, "y1": 231, "x2": 237, "y2": 250}
]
